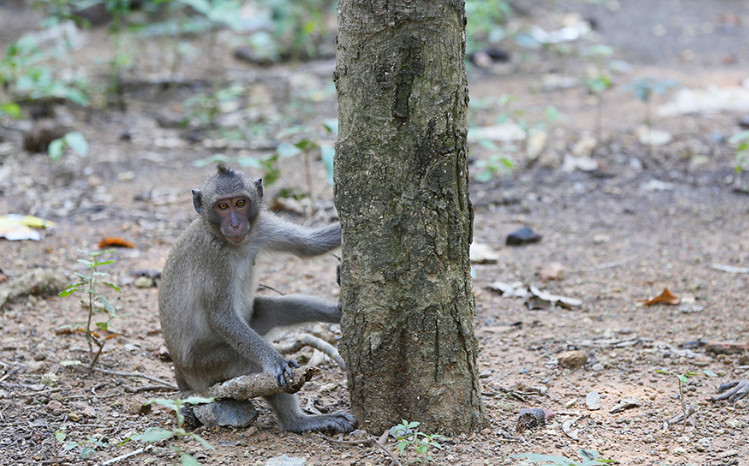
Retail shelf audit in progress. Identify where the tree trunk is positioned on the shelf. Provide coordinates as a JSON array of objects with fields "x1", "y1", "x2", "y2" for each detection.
[{"x1": 334, "y1": 0, "x2": 486, "y2": 435}]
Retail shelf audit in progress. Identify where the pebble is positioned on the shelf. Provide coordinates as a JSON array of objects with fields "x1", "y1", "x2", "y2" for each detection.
[
  {"x1": 557, "y1": 350, "x2": 588, "y2": 369},
  {"x1": 41, "y1": 373, "x2": 59, "y2": 387},
  {"x1": 134, "y1": 276, "x2": 156, "y2": 288},
  {"x1": 586, "y1": 391, "x2": 602, "y2": 410},
  {"x1": 265, "y1": 455, "x2": 308, "y2": 466}
]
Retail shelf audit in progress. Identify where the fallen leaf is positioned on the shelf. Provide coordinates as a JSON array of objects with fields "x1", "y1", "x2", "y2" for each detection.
[
  {"x1": 643, "y1": 288, "x2": 680, "y2": 306},
  {"x1": 98, "y1": 237, "x2": 136, "y2": 248}
]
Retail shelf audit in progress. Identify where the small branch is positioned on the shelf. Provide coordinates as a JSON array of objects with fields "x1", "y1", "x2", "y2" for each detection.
[
  {"x1": 257, "y1": 283, "x2": 286, "y2": 295},
  {"x1": 124, "y1": 385, "x2": 179, "y2": 394},
  {"x1": 198, "y1": 366, "x2": 320, "y2": 400},
  {"x1": 319, "y1": 432, "x2": 402, "y2": 466},
  {"x1": 69, "y1": 365, "x2": 178, "y2": 390},
  {"x1": 95, "y1": 445, "x2": 152, "y2": 466},
  {"x1": 275, "y1": 334, "x2": 346, "y2": 370}
]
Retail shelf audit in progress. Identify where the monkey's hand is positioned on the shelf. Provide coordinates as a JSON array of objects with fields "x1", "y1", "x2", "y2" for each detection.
[{"x1": 268, "y1": 357, "x2": 300, "y2": 387}]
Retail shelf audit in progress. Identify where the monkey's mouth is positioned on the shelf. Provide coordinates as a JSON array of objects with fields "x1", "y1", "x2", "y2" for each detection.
[{"x1": 226, "y1": 234, "x2": 246, "y2": 244}]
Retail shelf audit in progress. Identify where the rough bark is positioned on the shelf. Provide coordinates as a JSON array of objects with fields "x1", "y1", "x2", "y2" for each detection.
[{"x1": 334, "y1": 0, "x2": 486, "y2": 434}]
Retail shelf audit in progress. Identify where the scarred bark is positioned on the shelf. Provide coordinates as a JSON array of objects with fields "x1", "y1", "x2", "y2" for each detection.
[{"x1": 334, "y1": 0, "x2": 486, "y2": 434}]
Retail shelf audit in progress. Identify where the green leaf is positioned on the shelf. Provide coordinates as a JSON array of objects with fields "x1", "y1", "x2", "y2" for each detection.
[
  {"x1": 0, "y1": 102, "x2": 22, "y2": 118},
  {"x1": 89, "y1": 249, "x2": 115, "y2": 257},
  {"x1": 320, "y1": 143, "x2": 335, "y2": 186},
  {"x1": 55, "y1": 431, "x2": 66, "y2": 443},
  {"x1": 181, "y1": 453, "x2": 201, "y2": 466},
  {"x1": 148, "y1": 398, "x2": 178, "y2": 411},
  {"x1": 190, "y1": 432, "x2": 215, "y2": 450},
  {"x1": 102, "y1": 282, "x2": 122, "y2": 293},
  {"x1": 182, "y1": 396, "x2": 215, "y2": 405},
  {"x1": 512, "y1": 453, "x2": 577, "y2": 464},
  {"x1": 78, "y1": 259, "x2": 95, "y2": 268},
  {"x1": 97, "y1": 296, "x2": 116, "y2": 315},
  {"x1": 131, "y1": 427, "x2": 175, "y2": 443},
  {"x1": 63, "y1": 132, "x2": 88, "y2": 157},
  {"x1": 475, "y1": 169, "x2": 492, "y2": 183},
  {"x1": 178, "y1": 0, "x2": 210, "y2": 14},
  {"x1": 322, "y1": 118, "x2": 338, "y2": 135},
  {"x1": 728, "y1": 130, "x2": 749, "y2": 144},
  {"x1": 93, "y1": 260, "x2": 116, "y2": 267},
  {"x1": 703, "y1": 369, "x2": 717, "y2": 377},
  {"x1": 74, "y1": 272, "x2": 91, "y2": 281},
  {"x1": 397, "y1": 441, "x2": 409, "y2": 452},
  {"x1": 59, "y1": 286, "x2": 81, "y2": 297},
  {"x1": 276, "y1": 141, "x2": 302, "y2": 158},
  {"x1": 48, "y1": 138, "x2": 65, "y2": 162},
  {"x1": 677, "y1": 374, "x2": 689, "y2": 384},
  {"x1": 237, "y1": 155, "x2": 261, "y2": 168}
]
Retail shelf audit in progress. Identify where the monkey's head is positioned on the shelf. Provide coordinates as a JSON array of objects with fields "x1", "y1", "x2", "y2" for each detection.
[{"x1": 192, "y1": 164, "x2": 263, "y2": 245}]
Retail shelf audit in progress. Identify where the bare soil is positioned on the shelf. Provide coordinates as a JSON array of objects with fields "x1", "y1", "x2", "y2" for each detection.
[{"x1": 1, "y1": 2, "x2": 748, "y2": 466}]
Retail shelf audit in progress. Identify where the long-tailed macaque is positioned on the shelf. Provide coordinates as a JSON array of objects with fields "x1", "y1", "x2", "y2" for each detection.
[{"x1": 159, "y1": 164, "x2": 356, "y2": 433}]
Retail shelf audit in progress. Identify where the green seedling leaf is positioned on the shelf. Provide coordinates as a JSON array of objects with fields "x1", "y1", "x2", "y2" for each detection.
[
  {"x1": 237, "y1": 155, "x2": 261, "y2": 168},
  {"x1": 322, "y1": 118, "x2": 338, "y2": 135},
  {"x1": 63, "y1": 132, "x2": 88, "y2": 157},
  {"x1": 55, "y1": 431, "x2": 66, "y2": 443},
  {"x1": 78, "y1": 259, "x2": 95, "y2": 268},
  {"x1": 703, "y1": 369, "x2": 717, "y2": 377},
  {"x1": 59, "y1": 286, "x2": 81, "y2": 297},
  {"x1": 728, "y1": 130, "x2": 749, "y2": 144},
  {"x1": 102, "y1": 282, "x2": 122, "y2": 293},
  {"x1": 131, "y1": 427, "x2": 174, "y2": 443},
  {"x1": 190, "y1": 432, "x2": 215, "y2": 450},
  {"x1": 74, "y1": 272, "x2": 91, "y2": 281},
  {"x1": 48, "y1": 138, "x2": 65, "y2": 162},
  {"x1": 0, "y1": 102, "x2": 22, "y2": 118},
  {"x1": 513, "y1": 453, "x2": 579, "y2": 464},
  {"x1": 276, "y1": 141, "x2": 302, "y2": 158},
  {"x1": 181, "y1": 453, "x2": 201, "y2": 466},
  {"x1": 93, "y1": 260, "x2": 115, "y2": 267},
  {"x1": 320, "y1": 143, "x2": 334, "y2": 186}
]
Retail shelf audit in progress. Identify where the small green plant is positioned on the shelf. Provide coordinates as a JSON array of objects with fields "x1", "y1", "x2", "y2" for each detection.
[
  {"x1": 656, "y1": 368, "x2": 716, "y2": 429},
  {"x1": 729, "y1": 130, "x2": 749, "y2": 173},
  {"x1": 390, "y1": 420, "x2": 445, "y2": 463},
  {"x1": 55, "y1": 428, "x2": 109, "y2": 460},
  {"x1": 182, "y1": 84, "x2": 244, "y2": 127},
  {"x1": 58, "y1": 249, "x2": 122, "y2": 369},
  {"x1": 473, "y1": 146, "x2": 514, "y2": 183},
  {"x1": 465, "y1": 0, "x2": 512, "y2": 53},
  {"x1": 513, "y1": 449, "x2": 614, "y2": 465},
  {"x1": 48, "y1": 131, "x2": 88, "y2": 161},
  {"x1": 125, "y1": 397, "x2": 215, "y2": 465},
  {"x1": 581, "y1": 45, "x2": 615, "y2": 138},
  {"x1": 625, "y1": 77, "x2": 678, "y2": 127}
]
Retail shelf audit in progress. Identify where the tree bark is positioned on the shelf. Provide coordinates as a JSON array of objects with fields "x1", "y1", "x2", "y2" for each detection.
[{"x1": 334, "y1": 0, "x2": 486, "y2": 434}]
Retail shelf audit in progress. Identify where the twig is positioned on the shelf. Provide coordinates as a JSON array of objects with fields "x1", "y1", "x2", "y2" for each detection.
[
  {"x1": 569, "y1": 256, "x2": 636, "y2": 273},
  {"x1": 124, "y1": 385, "x2": 179, "y2": 394},
  {"x1": 95, "y1": 445, "x2": 152, "y2": 466},
  {"x1": 69, "y1": 365, "x2": 178, "y2": 390},
  {"x1": 275, "y1": 334, "x2": 346, "y2": 370},
  {"x1": 319, "y1": 433, "x2": 402, "y2": 466}
]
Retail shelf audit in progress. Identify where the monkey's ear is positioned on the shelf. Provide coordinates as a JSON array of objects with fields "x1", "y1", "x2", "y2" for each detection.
[
  {"x1": 254, "y1": 178, "x2": 264, "y2": 200},
  {"x1": 192, "y1": 189, "x2": 203, "y2": 214}
]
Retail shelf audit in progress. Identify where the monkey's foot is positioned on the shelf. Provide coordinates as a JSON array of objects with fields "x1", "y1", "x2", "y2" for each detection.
[
  {"x1": 283, "y1": 411, "x2": 357, "y2": 434},
  {"x1": 709, "y1": 380, "x2": 748, "y2": 403}
]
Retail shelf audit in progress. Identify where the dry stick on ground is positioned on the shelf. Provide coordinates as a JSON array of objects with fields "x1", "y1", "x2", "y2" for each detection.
[
  {"x1": 569, "y1": 256, "x2": 637, "y2": 273},
  {"x1": 69, "y1": 366, "x2": 179, "y2": 390},
  {"x1": 275, "y1": 333, "x2": 346, "y2": 370},
  {"x1": 198, "y1": 366, "x2": 320, "y2": 400},
  {"x1": 319, "y1": 432, "x2": 402, "y2": 466}
]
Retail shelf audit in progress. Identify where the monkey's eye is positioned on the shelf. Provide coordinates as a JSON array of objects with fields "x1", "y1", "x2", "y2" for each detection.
[
  {"x1": 218, "y1": 202, "x2": 229, "y2": 210},
  {"x1": 236, "y1": 199, "x2": 246, "y2": 207}
]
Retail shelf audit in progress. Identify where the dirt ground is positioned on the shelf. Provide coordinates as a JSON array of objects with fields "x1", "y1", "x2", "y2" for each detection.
[{"x1": 1, "y1": 1, "x2": 749, "y2": 465}]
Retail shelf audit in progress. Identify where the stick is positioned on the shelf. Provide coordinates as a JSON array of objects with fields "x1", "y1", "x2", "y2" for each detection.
[
  {"x1": 319, "y1": 433, "x2": 402, "y2": 466},
  {"x1": 95, "y1": 445, "x2": 152, "y2": 466},
  {"x1": 275, "y1": 334, "x2": 346, "y2": 370},
  {"x1": 198, "y1": 366, "x2": 320, "y2": 400},
  {"x1": 69, "y1": 366, "x2": 178, "y2": 390}
]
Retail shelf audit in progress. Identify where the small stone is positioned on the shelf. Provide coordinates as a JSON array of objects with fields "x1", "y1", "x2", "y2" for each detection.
[
  {"x1": 470, "y1": 243, "x2": 500, "y2": 264},
  {"x1": 586, "y1": 391, "x2": 602, "y2": 410},
  {"x1": 265, "y1": 454, "x2": 308, "y2": 466},
  {"x1": 591, "y1": 363, "x2": 604, "y2": 371},
  {"x1": 193, "y1": 399, "x2": 258, "y2": 428},
  {"x1": 479, "y1": 370, "x2": 492, "y2": 379},
  {"x1": 134, "y1": 276, "x2": 156, "y2": 288},
  {"x1": 69, "y1": 412, "x2": 81, "y2": 422},
  {"x1": 636, "y1": 126, "x2": 672, "y2": 146},
  {"x1": 41, "y1": 373, "x2": 59, "y2": 387},
  {"x1": 593, "y1": 234, "x2": 610, "y2": 244},
  {"x1": 557, "y1": 350, "x2": 588, "y2": 369},
  {"x1": 47, "y1": 400, "x2": 64, "y2": 411},
  {"x1": 539, "y1": 262, "x2": 565, "y2": 281},
  {"x1": 572, "y1": 134, "x2": 598, "y2": 158},
  {"x1": 506, "y1": 227, "x2": 542, "y2": 246},
  {"x1": 526, "y1": 130, "x2": 547, "y2": 161}
]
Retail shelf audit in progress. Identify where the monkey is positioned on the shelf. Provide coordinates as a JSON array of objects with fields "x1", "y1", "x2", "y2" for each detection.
[{"x1": 158, "y1": 164, "x2": 356, "y2": 434}]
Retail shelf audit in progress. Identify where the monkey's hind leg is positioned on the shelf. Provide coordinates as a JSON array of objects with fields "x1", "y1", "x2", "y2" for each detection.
[{"x1": 264, "y1": 392, "x2": 356, "y2": 433}]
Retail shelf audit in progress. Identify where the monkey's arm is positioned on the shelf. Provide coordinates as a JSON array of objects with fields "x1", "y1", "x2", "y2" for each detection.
[
  {"x1": 259, "y1": 215, "x2": 341, "y2": 257},
  {"x1": 209, "y1": 302, "x2": 299, "y2": 387}
]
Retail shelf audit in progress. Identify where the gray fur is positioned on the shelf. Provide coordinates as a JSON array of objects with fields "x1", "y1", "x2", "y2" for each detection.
[{"x1": 159, "y1": 165, "x2": 355, "y2": 433}]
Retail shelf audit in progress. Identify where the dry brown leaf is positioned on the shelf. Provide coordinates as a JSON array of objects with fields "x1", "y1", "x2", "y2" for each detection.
[
  {"x1": 643, "y1": 288, "x2": 680, "y2": 306},
  {"x1": 98, "y1": 237, "x2": 136, "y2": 249}
]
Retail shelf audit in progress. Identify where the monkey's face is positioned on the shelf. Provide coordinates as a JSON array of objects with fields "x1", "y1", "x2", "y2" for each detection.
[{"x1": 213, "y1": 196, "x2": 253, "y2": 244}]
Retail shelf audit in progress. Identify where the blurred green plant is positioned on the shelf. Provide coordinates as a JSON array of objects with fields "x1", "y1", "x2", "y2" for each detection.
[
  {"x1": 0, "y1": 36, "x2": 90, "y2": 112},
  {"x1": 656, "y1": 368, "x2": 716, "y2": 431},
  {"x1": 390, "y1": 420, "x2": 445, "y2": 463},
  {"x1": 49, "y1": 131, "x2": 88, "y2": 161},
  {"x1": 624, "y1": 77, "x2": 679, "y2": 127},
  {"x1": 465, "y1": 0, "x2": 512, "y2": 54},
  {"x1": 124, "y1": 396, "x2": 215, "y2": 466},
  {"x1": 252, "y1": 0, "x2": 336, "y2": 61},
  {"x1": 729, "y1": 130, "x2": 749, "y2": 173},
  {"x1": 182, "y1": 84, "x2": 244, "y2": 127},
  {"x1": 513, "y1": 449, "x2": 614, "y2": 466},
  {"x1": 55, "y1": 428, "x2": 109, "y2": 460}
]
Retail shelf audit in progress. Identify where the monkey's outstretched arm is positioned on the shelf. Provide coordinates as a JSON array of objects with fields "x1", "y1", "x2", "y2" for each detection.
[
  {"x1": 259, "y1": 215, "x2": 341, "y2": 257},
  {"x1": 210, "y1": 303, "x2": 299, "y2": 387}
]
